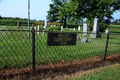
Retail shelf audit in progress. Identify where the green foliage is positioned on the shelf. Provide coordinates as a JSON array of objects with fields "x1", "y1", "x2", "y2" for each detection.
[
  {"x1": 0, "y1": 15, "x2": 2, "y2": 19},
  {"x1": 58, "y1": 0, "x2": 120, "y2": 25},
  {"x1": 39, "y1": 26, "x2": 44, "y2": 30},
  {"x1": 112, "y1": 19, "x2": 120, "y2": 25},
  {"x1": 46, "y1": 4, "x2": 60, "y2": 22},
  {"x1": 45, "y1": 26, "x2": 61, "y2": 31},
  {"x1": 79, "y1": 64, "x2": 120, "y2": 80},
  {"x1": 47, "y1": 0, "x2": 120, "y2": 26},
  {"x1": 99, "y1": 22, "x2": 108, "y2": 32},
  {"x1": 0, "y1": 20, "x2": 36, "y2": 26},
  {"x1": 66, "y1": 24, "x2": 82, "y2": 28},
  {"x1": 88, "y1": 21, "x2": 108, "y2": 32},
  {"x1": 47, "y1": 0, "x2": 69, "y2": 27},
  {"x1": 47, "y1": 0, "x2": 66, "y2": 22}
]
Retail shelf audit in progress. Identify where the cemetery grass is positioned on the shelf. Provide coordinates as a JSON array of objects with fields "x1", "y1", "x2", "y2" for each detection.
[
  {"x1": 63, "y1": 63, "x2": 120, "y2": 80},
  {"x1": 0, "y1": 26, "x2": 120, "y2": 70}
]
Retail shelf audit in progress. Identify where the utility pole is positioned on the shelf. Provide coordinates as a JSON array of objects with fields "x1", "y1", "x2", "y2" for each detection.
[{"x1": 28, "y1": 0, "x2": 30, "y2": 39}]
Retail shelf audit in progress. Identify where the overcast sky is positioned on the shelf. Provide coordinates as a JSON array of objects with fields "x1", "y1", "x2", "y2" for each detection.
[{"x1": 0, "y1": 0, "x2": 120, "y2": 21}]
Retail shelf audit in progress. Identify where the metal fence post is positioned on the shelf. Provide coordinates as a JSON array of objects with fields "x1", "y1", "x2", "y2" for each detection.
[
  {"x1": 103, "y1": 32, "x2": 110, "y2": 60},
  {"x1": 32, "y1": 28, "x2": 35, "y2": 69}
]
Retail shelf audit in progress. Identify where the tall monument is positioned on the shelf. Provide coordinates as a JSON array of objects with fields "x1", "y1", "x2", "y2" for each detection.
[
  {"x1": 90, "y1": 18, "x2": 101, "y2": 38},
  {"x1": 44, "y1": 20, "x2": 49, "y2": 29}
]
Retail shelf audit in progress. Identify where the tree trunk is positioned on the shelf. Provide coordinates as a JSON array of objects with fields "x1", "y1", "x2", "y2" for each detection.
[{"x1": 63, "y1": 15, "x2": 67, "y2": 28}]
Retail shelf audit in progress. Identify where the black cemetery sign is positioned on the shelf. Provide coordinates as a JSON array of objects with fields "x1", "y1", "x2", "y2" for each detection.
[{"x1": 47, "y1": 32, "x2": 77, "y2": 46}]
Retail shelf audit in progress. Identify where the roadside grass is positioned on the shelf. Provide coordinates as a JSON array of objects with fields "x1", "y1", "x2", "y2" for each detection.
[
  {"x1": 109, "y1": 24, "x2": 120, "y2": 27},
  {"x1": 108, "y1": 25, "x2": 120, "y2": 32},
  {"x1": 0, "y1": 25, "x2": 29, "y2": 30},
  {"x1": 0, "y1": 25, "x2": 120, "y2": 69},
  {"x1": 65, "y1": 63, "x2": 120, "y2": 80}
]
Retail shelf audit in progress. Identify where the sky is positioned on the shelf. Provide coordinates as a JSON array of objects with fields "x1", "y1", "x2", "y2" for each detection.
[{"x1": 0, "y1": 0, "x2": 120, "y2": 21}]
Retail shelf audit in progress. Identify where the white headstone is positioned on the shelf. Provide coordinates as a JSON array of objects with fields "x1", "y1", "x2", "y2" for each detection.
[
  {"x1": 37, "y1": 25, "x2": 39, "y2": 34},
  {"x1": 77, "y1": 36, "x2": 80, "y2": 39},
  {"x1": 74, "y1": 28, "x2": 75, "y2": 31},
  {"x1": 105, "y1": 28, "x2": 110, "y2": 34},
  {"x1": 83, "y1": 23, "x2": 87, "y2": 35},
  {"x1": 44, "y1": 20, "x2": 48, "y2": 29},
  {"x1": 61, "y1": 25, "x2": 63, "y2": 31},
  {"x1": 66, "y1": 26, "x2": 68, "y2": 28},
  {"x1": 43, "y1": 30, "x2": 45, "y2": 36},
  {"x1": 30, "y1": 26, "x2": 33, "y2": 29},
  {"x1": 78, "y1": 26, "x2": 80, "y2": 30},
  {"x1": 34, "y1": 26, "x2": 36, "y2": 32},
  {"x1": 81, "y1": 37, "x2": 88, "y2": 43},
  {"x1": 92, "y1": 18, "x2": 99, "y2": 33},
  {"x1": 70, "y1": 28, "x2": 72, "y2": 31},
  {"x1": 81, "y1": 27, "x2": 82, "y2": 30}
]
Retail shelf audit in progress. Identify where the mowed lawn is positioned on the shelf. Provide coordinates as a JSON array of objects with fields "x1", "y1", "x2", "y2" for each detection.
[
  {"x1": 64, "y1": 63, "x2": 120, "y2": 80},
  {"x1": 0, "y1": 25, "x2": 120, "y2": 69}
]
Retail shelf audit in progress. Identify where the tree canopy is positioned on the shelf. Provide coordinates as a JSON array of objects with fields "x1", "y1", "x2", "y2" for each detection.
[{"x1": 47, "y1": 0, "x2": 120, "y2": 26}]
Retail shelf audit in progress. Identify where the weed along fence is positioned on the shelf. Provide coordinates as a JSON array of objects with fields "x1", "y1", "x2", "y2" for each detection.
[{"x1": 0, "y1": 26, "x2": 120, "y2": 79}]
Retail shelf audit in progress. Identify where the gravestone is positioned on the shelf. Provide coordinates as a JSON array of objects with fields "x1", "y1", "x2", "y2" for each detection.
[
  {"x1": 30, "y1": 26, "x2": 33, "y2": 29},
  {"x1": 78, "y1": 26, "x2": 80, "y2": 30},
  {"x1": 34, "y1": 26, "x2": 36, "y2": 32},
  {"x1": 43, "y1": 30, "x2": 45, "y2": 36},
  {"x1": 77, "y1": 36, "x2": 80, "y2": 39},
  {"x1": 81, "y1": 37, "x2": 88, "y2": 43},
  {"x1": 83, "y1": 23, "x2": 87, "y2": 35},
  {"x1": 70, "y1": 28, "x2": 73, "y2": 31},
  {"x1": 66, "y1": 26, "x2": 68, "y2": 28},
  {"x1": 44, "y1": 20, "x2": 48, "y2": 29},
  {"x1": 90, "y1": 18, "x2": 101, "y2": 38},
  {"x1": 17, "y1": 21, "x2": 20, "y2": 28},
  {"x1": 105, "y1": 28, "x2": 110, "y2": 34},
  {"x1": 38, "y1": 25, "x2": 39, "y2": 34},
  {"x1": 53, "y1": 25, "x2": 56, "y2": 27},
  {"x1": 81, "y1": 27, "x2": 82, "y2": 30},
  {"x1": 61, "y1": 25, "x2": 63, "y2": 31},
  {"x1": 17, "y1": 21, "x2": 23, "y2": 29},
  {"x1": 74, "y1": 28, "x2": 75, "y2": 31}
]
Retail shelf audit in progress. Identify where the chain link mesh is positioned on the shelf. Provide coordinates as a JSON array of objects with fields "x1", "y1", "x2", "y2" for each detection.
[{"x1": 0, "y1": 26, "x2": 120, "y2": 79}]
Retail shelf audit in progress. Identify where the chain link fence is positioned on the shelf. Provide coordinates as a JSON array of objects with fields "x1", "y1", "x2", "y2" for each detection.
[{"x1": 0, "y1": 26, "x2": 120, "y2": 79}]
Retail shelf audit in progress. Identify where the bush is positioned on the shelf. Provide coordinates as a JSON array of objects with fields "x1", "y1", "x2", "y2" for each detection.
[
  {"x1": 0, "y1": 20, "x2": 35, "y2": 26},
  {"x1": 66, "y1": 24, "x2": 82, "y2": 28},
  {"x1": 89, "y1": 22, "x2": 108, "y2": 32},
  {"x1": 39, "y1": 26, "x2": 44, "y2": 30},
  {"x1": 99, "y1": 22, "x2": 108, "y2": 32},
  {"x1": 45, "y1": 26, "x2": 61, "y2": 31}
]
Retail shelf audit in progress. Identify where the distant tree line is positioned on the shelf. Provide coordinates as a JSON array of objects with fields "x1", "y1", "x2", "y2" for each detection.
[
  {"x1": 112, "y1": 19, "x2": 120, "y2": 25},
  {"x1": 0, "y1": 15, "x2": 44, "y2": 26}
]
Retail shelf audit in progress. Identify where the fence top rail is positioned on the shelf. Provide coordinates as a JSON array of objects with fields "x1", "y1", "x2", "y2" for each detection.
[{"x1": 0, "y1": 30, "x2": 31, "y2": 31}]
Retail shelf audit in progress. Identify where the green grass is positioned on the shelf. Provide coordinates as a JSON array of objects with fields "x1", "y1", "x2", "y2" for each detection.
[
  {"x1": 0, "y1": 25, "x2": 120, "y2": 70},
  {"x1": 108, "y1": 25, "x2": 120, "y2": 32},
  {"x1": 66, "y1": 63, "x2": 120, "y2": 80}
]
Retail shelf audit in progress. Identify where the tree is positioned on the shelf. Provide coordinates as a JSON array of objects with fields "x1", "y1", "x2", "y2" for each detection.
[
  {"x1": 47, "y1": 0, "x2": 65, "y2": 22},
  {"x1": 112, "y1": 19, "x2": 120, "y2": 25},
  {"x1": 63, "y1": 0, "x2": 120, "y2": 30},
  {"x1": 0, "y1": 15, "x2": 2, "y2": 19},
  {"x1": 58, "y1": 1, "x2": 84, "y2": 25},
  {"x1": 58, "y1": 1, "x2": 69, "y2": 27},
  {"x1": 46, "y1": 4, "x2": 60, "y2": 22},
  {"x1": 47, "y1": 0, "x2": 68, "y2": 27}
]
